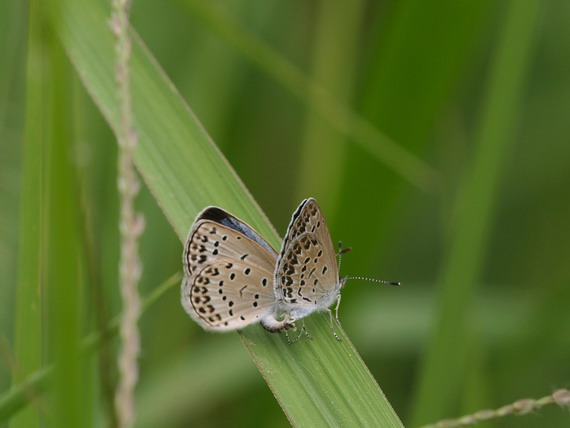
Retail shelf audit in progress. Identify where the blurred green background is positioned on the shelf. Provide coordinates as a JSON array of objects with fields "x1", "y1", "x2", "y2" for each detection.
[{"x1": 1, "y1": 0, "x2": 569, "y2": 427}]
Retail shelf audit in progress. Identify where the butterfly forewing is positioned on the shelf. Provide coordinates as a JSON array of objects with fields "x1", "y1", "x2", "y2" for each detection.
[
  {"x1": 182, "y1": 208, "x2": 277, "y2": 331},
  {"x1": 275, "y1": 199, "x2": 340, "y2": 313}
]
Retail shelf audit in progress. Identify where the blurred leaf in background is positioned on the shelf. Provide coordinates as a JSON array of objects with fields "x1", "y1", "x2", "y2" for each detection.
[{"x1": 1, "y1": 0, "x2": 570, "y2": 427}]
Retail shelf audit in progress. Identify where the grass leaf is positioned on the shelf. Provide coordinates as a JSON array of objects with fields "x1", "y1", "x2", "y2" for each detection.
[{"x1": 11, "y1": 2, "x2": 46, "y2": 426}]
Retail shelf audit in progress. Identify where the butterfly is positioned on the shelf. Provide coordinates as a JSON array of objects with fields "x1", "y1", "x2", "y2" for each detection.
[{"x1": 181, "y1": 198, "x2": 398, "y2": 341}]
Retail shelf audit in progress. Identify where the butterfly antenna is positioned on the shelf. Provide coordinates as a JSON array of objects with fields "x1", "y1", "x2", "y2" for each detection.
[
  {"x1": 337, "y1": 242, "x2": 399, "y2": 286},
  {"x1": 344, "y1": 276, "x2": 400, "y2": 286},
  {"x1": 337, "y1": 241, "x2": 352, "y2": 273}
]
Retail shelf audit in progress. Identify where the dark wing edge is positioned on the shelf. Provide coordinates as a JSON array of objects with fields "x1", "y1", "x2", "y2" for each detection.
[{"x1": 198, "y1": 207, "x2": 278, "y2": 257}]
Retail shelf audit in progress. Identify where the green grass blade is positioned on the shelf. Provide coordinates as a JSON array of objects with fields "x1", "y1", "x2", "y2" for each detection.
[
  {"x1": 410, "y1": 1, "x2": 541, "y2": 425},
  {"x1": 0, "y1": 0, "x2": 27, "y2": 399},
  {"x1": 45, "y1": 27, "x2": 91, "y2": 428},
  {"x1": 10, "y1": 2, "x2": 47, "y2": 426},
  {"x1": 51, "y1": 0, "x2": 403, "y2": 425},
  {"x1": 12, "y1": 3, "x2": 90, "y2": 426}
]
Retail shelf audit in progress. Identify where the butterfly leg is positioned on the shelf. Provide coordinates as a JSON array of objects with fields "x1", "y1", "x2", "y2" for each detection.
[
  {"x1": 327, "y1": 309, "x2": 342, "y2": 341},
  {"x1": 285, "y1": 321, "x2": 300, "y2": 344},
  {"x1": 299, "y1": 319, "x2": 313, "y2": 340},
  {"x1": 286, "y1": 326, "x2": 302, "y2": 344},
  {"x1": 281, "y1": 317, "x2": 299, "y2": 344},
  {"x1": 284, "y1": 319, "x2": 313, "y2": 344},
  {"x1": 297, "y1": 319, "x2": 313, "y2": 340},
  {"x1": 334, "y1": 294, "x2": 342, "y2": 325}
]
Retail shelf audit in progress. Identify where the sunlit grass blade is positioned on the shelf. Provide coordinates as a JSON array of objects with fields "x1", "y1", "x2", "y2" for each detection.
[
  {"x1": 50, "y1": 0, "x2": 403, "y2": 424},
  {"x1": 410, "y1": 1, "x2": 541, "y2": 425}
]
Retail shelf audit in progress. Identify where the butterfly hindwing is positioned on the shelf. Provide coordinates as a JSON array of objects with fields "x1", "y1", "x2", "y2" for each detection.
[{"x1": 185, "y1": 260, "x2": 275, "y2": 331}]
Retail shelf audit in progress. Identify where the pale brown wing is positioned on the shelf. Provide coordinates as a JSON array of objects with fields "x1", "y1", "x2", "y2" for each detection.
[
  {"x1": 181, "y1": 207, "x2": 277, "y2": 331},
  {"x1": 184, "y1": 260, "x2": 275, "y2": 331},
  {"x1": 275, "y1": 199, "x2": 340, "y2": 314}
]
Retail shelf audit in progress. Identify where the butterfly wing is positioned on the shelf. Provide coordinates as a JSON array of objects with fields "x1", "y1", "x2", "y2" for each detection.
[
  {"x1": 182, "y1": 207, "x2": 277, "y2": 331},
  {"x1": 183, "y1": 207, "x2": 277, "y2": 277},
  {"x1": 275, "y1": 199, "x2": 340, "y2": 317}
]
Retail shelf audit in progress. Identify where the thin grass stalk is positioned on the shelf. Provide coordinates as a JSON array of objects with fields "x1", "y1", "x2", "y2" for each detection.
[
  {"x1": 111, "y1": 0, "x2": 144, "y2": 426},
  {"x1": 420, "y1": 389, "x2": 570, "y2": 428}
]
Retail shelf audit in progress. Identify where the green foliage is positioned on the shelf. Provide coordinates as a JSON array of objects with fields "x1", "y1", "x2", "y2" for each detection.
[{"x1": 1, "y1": 0, "x2": 569, "y2": 426}]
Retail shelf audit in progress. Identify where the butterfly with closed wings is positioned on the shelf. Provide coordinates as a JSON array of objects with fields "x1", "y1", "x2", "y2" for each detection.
[{"x1": 181, "y1": 198, "x2": 398, "y2": 342}]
